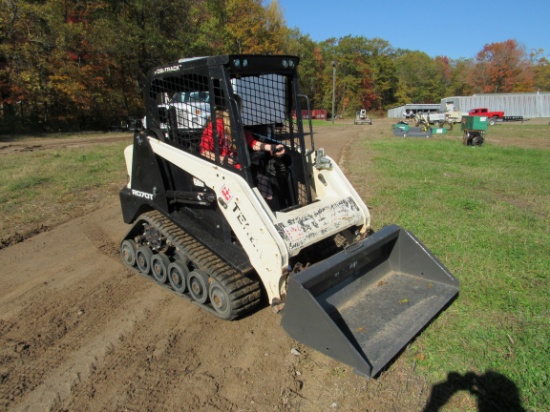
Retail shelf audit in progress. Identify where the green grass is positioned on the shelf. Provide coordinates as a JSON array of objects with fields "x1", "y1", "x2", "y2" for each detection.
[
  {"x1": 0, "y1": 141, "x2": 128, "y2": 240},
  {"x1": 349, "y1": 136, "x2": 549, "y2": 411},
  {"x1": 1, "y1": 123, "x2": 548, "y2": 409},
  {"x1": 441, "y1": 120, "x2": 549, "y2": 146},
  {"x1": 309, "y1": 119, "x2": 341, "y2": 127}
]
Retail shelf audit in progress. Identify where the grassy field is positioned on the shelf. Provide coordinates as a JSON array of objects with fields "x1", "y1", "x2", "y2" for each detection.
[
  {"x1": 344, "y1": 119, "x2": 549, "y2": 411},
  {"x1": 0, "y1": 135, "x2": 129, "y2": 245},
  {"x1": 0, "y1": 120, "x2": 548, "y2": 410}
]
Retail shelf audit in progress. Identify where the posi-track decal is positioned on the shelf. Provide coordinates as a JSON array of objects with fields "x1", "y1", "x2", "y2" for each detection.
[{"x1": 154, "y1": 65, "x2": 180, "y2": 75}]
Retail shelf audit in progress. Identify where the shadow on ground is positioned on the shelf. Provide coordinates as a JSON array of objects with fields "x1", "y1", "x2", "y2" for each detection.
[{"x1": 423, "y1": 370, "x2": 526, "y2": 412}]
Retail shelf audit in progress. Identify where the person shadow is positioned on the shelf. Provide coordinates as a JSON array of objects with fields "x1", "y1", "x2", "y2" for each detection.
[{"x1": 423, "y1": 371, "x2": 527, "y2": 412}]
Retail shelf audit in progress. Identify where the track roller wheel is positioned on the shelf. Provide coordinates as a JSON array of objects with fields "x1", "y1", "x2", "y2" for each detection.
[
  {"x1": 136, "y1": 246, "x2": 153, "y2": 275},
  {"x1": 167, "y1": 260, "x2": 189, "y2": 295},
  {"x1": 151, "y1": 253, "x2": 170, "y2": 284},
  {"x1": 187, "y1": 269, "x2": 210, "y2": 304},
  {"x1": 209, "y1": 281, "x2": 233, "y2": 320},
  {"x1": 120, "y1": 239, "x2": 137, "y2": 267}
]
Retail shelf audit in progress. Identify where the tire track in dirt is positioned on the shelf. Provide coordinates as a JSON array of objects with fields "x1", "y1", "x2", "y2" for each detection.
[
  {"x1": 62, "y1": 300, "x2": 227, "y2": 411},
  {"x1": 61, "y1": 294, "x2": 304, "y2": 411},
  {"x1": 0, "y1": 202, "x2": 302, "y2": 411},
  {"x1": 0, "y1": 207, "x2": 155, "y2": 411},
  {"x1": 11, "y1": 286, "x2": 170, "y2": 412}
]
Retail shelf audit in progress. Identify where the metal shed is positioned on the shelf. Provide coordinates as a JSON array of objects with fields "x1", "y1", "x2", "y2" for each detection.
[
  {"x1": 387, "y1": 103, "x2": 440, "y2": 119},
  {"x1": 440, "y1": 92, "x2": 550, "y2": 118},
  {"x1": 388, "y1": 92, "x2": 550, "y2": 118}
]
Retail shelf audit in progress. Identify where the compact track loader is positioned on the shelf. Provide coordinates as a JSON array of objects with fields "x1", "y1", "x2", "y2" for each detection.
[
  {"x1": 119, "y1": 55, "x2": 459, "y2": 378},
  {"x1": 354, "y1": 109, "x2": 372, "y2": 125}
]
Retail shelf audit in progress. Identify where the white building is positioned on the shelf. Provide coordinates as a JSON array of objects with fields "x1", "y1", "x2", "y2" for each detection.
[
  {"x1": 387, "y1": 103, "x2": 440, "y2": 119},
  {"x1": 388, "y1": 92, "x2": 550, "y2": 118}
]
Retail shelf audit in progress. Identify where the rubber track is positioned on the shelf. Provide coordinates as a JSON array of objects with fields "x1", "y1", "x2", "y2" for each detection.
[{"x1": 126, "y1": 210, "x2": 262, "y2": 320}]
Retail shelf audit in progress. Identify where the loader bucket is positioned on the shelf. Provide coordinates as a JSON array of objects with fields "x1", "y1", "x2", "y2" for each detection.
[{"x1": 281, "y1": 224, "x2": 459, "y2": 378}]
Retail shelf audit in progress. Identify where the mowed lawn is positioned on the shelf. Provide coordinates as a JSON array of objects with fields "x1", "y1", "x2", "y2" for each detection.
[{"x1": 345, "y1": 118, "x2": 549, "y2": 411}]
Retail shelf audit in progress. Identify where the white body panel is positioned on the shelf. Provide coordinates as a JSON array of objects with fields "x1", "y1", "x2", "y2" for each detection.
[
  {"x1": 124, "y1": 145, "x2": 133, "y2": 187},
  {"x1": 144, "y1": 137, "x2": 370, "y2": 304}
]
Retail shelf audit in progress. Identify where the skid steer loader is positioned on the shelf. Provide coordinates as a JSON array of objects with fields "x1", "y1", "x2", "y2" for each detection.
[
  {"x1": 354, "y1": 108, "x2": 372, "y2": 125},
  {"x1": 119, "y1": 55, "x2": 459, "y2": 378}
]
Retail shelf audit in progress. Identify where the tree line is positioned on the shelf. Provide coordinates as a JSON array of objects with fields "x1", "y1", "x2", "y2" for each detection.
[{"x1": 1, "y1": 0, "x2": 549, "y2": 132}]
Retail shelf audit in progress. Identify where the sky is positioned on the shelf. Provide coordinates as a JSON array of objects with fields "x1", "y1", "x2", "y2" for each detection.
[{"x1": 276, "y1": 0, "x2": 549, "y2": 60}]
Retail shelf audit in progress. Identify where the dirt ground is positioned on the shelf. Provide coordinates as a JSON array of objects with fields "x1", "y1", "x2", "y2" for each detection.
[{"x1": 0, "y1": 119, "x2": 546, "y2": 412}]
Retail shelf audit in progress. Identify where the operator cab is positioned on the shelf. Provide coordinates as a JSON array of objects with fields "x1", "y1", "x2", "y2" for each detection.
[{"x1": 144, "y1": 55, "x2": 313, "y2": 212}]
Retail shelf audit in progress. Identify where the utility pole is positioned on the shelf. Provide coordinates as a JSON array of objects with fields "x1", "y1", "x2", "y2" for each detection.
[{"x1": 331, "y1": 61, "x2": 336, "y2": 124}]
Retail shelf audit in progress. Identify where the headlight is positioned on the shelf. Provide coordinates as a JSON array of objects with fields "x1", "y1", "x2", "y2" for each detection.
[{"x1": 283, "y1": 59, "x2": 295, "y2": 68}]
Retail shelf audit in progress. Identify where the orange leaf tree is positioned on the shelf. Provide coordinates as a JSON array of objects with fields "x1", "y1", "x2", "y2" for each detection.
[{"x1": 469, "y1": 40, "x2": 534, "y2": 93}]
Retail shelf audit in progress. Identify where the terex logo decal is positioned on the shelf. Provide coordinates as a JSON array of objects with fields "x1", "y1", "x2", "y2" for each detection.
[
  {"x1": 132, "y1": 189, "x2": 154, "y2": 200},
  {"x1": 232, "y1": 202, "x2": 256, "y2": 248},
  {"x1": 220, "y1": 185, "x2": 233, "y2": 203}
]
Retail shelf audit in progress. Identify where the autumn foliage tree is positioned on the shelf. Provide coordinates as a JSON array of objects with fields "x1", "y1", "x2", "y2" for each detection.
[
  {"x1": 468, "y1": 40, "x2": 534, "y2": 93},
  {"x1": 0, "y1": 0, "x2": 289, "y2": 132},
  {"x1": 530, "y1": 49, "x2": 550, "y2": 92},
  {"x1": 223, "y1": 0, "x2": 286, "y2": 54},
  {"x1": 368, "y1": 39, "x2": 397, "y2": 111},
  {"x1": 283, "y1": 29, "x2": 323, "y2": 109},
  {"x1": 0, "y1": 0, "x2": 546, "y2": 134},
  {"x1": 394, "y1": 51, "x2": 446, "y2": 104},
  {"x1": 316, "y1": 35, "x2": 397, "y2": 116}
]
